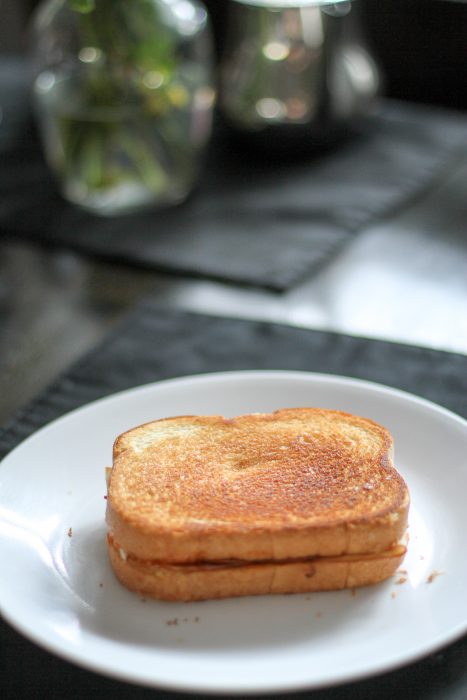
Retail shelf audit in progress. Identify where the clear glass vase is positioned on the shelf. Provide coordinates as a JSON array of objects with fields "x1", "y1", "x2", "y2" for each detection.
[{"x1": 32, "y1": 0, "x2": 215, "y2": 216}]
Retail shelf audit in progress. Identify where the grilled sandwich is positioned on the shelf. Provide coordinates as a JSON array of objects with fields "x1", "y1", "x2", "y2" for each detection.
[{"x1": 106, "y1": 408, "x2": 409, "y2": 601}]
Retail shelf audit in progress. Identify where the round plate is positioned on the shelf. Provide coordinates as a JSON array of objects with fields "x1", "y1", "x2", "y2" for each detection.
[{"x1": 1, "y1": 371, "x2": 466, "y2": 695}]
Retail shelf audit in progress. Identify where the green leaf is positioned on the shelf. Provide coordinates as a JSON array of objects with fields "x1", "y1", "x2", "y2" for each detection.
[{"x1": 68, "y1": 0, "x2": 96, "y2": 14}]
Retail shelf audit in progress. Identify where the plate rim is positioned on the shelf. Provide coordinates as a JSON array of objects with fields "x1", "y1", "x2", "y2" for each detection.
[
  {"x1": 2, "y1": 369, "x2": 466, "y2": 456},
  {"x1": 1, "y1": 369, "x2": 467, "y2": 695}
]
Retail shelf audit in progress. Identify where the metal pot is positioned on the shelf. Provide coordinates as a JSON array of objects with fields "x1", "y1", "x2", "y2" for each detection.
[{"x1": 219, "y1": 0, "x2": 380, "y2": 147}]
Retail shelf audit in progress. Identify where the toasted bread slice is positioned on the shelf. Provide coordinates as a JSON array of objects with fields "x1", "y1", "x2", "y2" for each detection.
[
  {"x1": 106, "y1": 408, "x2": 409, "y2": 570},
  {"x1": 107, "y1": 536, "x2": 407, "y2": 601}
]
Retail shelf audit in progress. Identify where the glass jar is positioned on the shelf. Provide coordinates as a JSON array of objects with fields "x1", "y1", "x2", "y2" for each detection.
[
  {"x1": 32, "y1": 0, "x2": 215, "y2": 215},
  {"x1": 219, "y1": 0, "x2": 379, "y2": 148}
]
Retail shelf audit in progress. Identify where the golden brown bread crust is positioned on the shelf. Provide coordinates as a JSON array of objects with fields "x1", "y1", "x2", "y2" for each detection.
[
  {"x1": 106, "y1": 408, "x2": 410, "y2": 564},
  {"x1": 107, "y1": 536, "x2": 407, "y2": 601}
]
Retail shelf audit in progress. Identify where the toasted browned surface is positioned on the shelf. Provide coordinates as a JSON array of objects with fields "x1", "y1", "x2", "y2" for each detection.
[
  {"x1": 106, "y1": 408, "x2": 409, "y2": 565},
  {"x1": 107, "y1": 536, "x2": 407, "y2": 601}
]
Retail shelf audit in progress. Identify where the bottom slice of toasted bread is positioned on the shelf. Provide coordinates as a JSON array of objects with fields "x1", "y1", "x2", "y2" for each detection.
[{"x1": 107, "y1": 538, "x2": 406, "y2": 602}]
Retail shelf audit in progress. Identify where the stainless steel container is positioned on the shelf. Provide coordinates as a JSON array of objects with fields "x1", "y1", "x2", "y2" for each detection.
[{"x1": 219, "y1": 0, "x2": 379, "y2": 147}]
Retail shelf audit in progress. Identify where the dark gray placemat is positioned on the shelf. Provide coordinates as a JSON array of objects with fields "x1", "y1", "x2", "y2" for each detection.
[
  {"x1": 1, "y1": 302, "x2": 466, "y2": 456},
  {"x1": 1, "y1": 57, "x2": 467, "y2": 290},
  {"x1": 1, "y1": 303, "x2": 467, "y2": 699}
]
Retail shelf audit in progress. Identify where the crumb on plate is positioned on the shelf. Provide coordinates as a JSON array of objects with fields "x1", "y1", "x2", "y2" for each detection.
[{"x1": 427, "y1": 571, "x2": 443, "y2": 584}]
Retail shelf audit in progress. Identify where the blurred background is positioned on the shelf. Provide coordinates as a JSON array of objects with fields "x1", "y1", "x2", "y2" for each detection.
[
  {"x1": 1, "y1": 0, "x2": 466, "y2": 420},
  {"x1": 3, "y1": 0, "x2": 467, "y2": 111}
]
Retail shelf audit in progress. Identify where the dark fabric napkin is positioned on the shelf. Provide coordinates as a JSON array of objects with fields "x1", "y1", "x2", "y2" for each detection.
[
  {"x1": 1, "y1": 302, "x2": 467, "y2": 699},
  {"x1": 2, "y1": 57, "x2": 467, "y2": 290}
]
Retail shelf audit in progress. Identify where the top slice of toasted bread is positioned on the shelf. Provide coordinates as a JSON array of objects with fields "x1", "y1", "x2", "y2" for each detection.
[{"x1": 106, "y1": 408, "x2": 409, "y2": 563}]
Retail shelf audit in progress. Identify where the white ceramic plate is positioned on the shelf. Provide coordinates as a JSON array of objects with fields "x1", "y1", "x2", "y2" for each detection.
[{"x1": 1, "y1": 371, "x2": 467, "y2": 695}]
